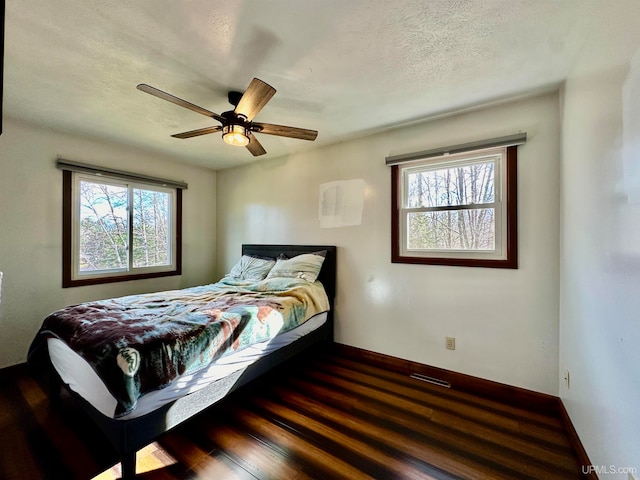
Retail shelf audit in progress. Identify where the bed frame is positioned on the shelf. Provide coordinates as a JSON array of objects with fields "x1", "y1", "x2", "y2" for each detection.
[{"x1": 49, "y1": 244, "x2": 337, "y2": 479}]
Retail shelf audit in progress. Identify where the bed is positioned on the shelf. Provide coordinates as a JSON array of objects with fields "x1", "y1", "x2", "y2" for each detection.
[{"x1": 28, "y1": 244, "x2": 337, "y2": 479}]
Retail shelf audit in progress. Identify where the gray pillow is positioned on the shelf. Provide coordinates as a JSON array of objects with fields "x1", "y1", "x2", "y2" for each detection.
[
  {"x1": 226, "y1": 255, "x2": 276, "y2": 281},
  {"x1": 266, "y1": 252, "x2": 326, "y2": 282}
]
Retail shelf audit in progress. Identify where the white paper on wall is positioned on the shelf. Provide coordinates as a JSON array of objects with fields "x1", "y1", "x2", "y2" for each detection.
[{"x1": 319, "y1": 179, "x2": 365, "y2": 228}]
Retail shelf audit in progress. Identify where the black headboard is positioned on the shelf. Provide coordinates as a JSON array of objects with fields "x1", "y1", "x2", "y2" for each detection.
[{"x1": 241, "y1": 244, "x2": 337, "y2": 301}]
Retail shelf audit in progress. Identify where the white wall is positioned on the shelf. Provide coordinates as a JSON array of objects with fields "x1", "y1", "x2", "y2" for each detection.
[
  {"x1": 559, "y1": 1, "x2": 640, "y2": 477},
  {"x1": 0, "y1": 118, "x2": 217, "y2": 368},
  {"x1": 217, "y1": 92, "x2": 561, "y2": 395}
]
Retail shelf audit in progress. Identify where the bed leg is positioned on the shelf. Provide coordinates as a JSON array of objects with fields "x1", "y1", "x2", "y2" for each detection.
[{"x1": 120, "y1": 451, "x2": 137, "y2": 480}]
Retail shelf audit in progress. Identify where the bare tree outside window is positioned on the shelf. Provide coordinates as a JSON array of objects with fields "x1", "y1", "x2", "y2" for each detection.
[
  {"x1": 79, "y1": 182, "x2": 128, "y2": 271},
  {"x1": 133, "y1": 189, "x2": 170, "y2": 268},
  {"x1": 62, "y1": 169, "x2": 182, "y2": 287},
  {"x1": 392, "y1": 145, "x2": 518, "y2": 268},
  {"x1": 405, "y1": 161, "x2": 496, "y2": 251},
  {"x1": 78, "y1": 180, "x2": 172, "y2": 273}
]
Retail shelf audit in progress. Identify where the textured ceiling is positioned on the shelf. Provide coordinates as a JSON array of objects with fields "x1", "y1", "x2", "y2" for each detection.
[{"x1": 4, "y1": 0, "x2": 598, "y2": 170}]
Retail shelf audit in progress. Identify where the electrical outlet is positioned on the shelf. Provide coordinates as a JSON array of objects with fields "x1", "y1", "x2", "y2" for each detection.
[
  {"x1": 446, "y1": 336, "x2": 455, "y2": 350},
  {"x1": 564, "y1": 369, "x2": 570, "y2": 389}
]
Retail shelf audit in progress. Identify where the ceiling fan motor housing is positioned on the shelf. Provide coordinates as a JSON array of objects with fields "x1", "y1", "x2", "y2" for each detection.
[
  {"x1": 221, "y1": 110, "x2": 248, "y2": 127},
  {"x1": 228, "y1": 91, "x2": 243, "y2": 107}
]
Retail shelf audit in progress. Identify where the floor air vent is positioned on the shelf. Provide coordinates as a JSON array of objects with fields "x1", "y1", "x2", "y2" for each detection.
[{"x1": 410, "y1": 373, "x2": 451, "y2": 388}]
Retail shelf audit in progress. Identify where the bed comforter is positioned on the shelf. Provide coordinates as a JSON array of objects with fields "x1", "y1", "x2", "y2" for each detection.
[{"x1": 28, "y1": 277, "x2": 329, "y2": 417}]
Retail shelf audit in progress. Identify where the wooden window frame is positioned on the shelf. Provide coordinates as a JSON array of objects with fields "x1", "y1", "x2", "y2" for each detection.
[
  {"x1": 62, "y1": 170, "x2": 182, "y2": 287},
  {"x1": 391, "y1": 145, "x2": 518, "y2": 268}
]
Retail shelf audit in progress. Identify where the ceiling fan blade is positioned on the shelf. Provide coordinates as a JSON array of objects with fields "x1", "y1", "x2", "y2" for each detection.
[
  {"x1": 252, "y1": 122, "x2": 318, "y2": 141},
  {"x1": 246, "y1": 133, "x2": 267, "y2": 156},
  {"x1": 137, "y1": 84, "x2": 225, "y2": 123},
  {"x1": 234, "y1": 78, "x2": 276, "y2": 121},
  {"x1": 171, "y1": 125, "x2": 222, "y2": 139}
]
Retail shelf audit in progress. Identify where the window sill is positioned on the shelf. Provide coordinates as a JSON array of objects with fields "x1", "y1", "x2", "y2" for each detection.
[{"x1": 62, "y1": 269, "x2": 181, "y2": 288}]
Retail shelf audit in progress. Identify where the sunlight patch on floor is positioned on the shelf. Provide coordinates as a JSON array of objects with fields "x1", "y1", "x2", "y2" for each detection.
[{"x1": 92, "y1": 442, "x2": 178, "y2": 479}]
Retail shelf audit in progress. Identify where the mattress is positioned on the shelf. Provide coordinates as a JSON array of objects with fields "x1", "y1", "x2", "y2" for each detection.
[{"x1": 48, "y1": 312, "x2": 327, "y2": 420}]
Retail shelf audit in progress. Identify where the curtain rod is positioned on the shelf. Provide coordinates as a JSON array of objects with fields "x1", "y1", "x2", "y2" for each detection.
[
  {"x1": 385, "y1": 133, "x2": 527, "y2": 167},
  {"x1": 57, "y1": 158, "x2": 189, "y2": 190}
]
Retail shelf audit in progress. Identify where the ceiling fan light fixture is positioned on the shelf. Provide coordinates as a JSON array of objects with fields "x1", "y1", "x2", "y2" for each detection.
[{"x1": 222, "y1": 124, "x2": 250, "y2": 147}]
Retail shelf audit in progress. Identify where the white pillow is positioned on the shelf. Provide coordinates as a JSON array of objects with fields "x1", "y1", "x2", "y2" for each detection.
[
  {"x1": 226, "y1": 255, "x2": 276, "y2": 281},
  {"x1": 266, "y1": 252, "x2": 325, "y2": 283}
]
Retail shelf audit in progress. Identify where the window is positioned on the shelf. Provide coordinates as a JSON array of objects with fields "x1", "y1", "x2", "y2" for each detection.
[
  {"x1": 391, "y1": 145, "x2": 518, "y2": 268},
  {"x1": 62, "y1": 168, "x2": 183, "y2": 286}
]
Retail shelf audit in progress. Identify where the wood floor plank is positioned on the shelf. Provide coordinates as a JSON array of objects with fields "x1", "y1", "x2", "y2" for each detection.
[
  {"x1": 319, "y1": 360, "x2": 523, "y2": 430},
  {"x1": 303, "y1": 361, "x2": 522, "y2": 430},
  {"x1": 294, "y1": 365, "x2": 437, "y2": 420},
  {"x1": 186, "y1": 451, "x2": 255, "y2": 480},
  {"x1": 227, "y1": 405, "x2": 378, "y2": 479},
  {"x1": 160, "y1": 430, "x2": 214, "y2": 467},
  {"x1": 158, "y1": 431, "x2": 239, "y2": 480},
  {"x1": 0, "y1": 386, "x2": 48, "y2": 480},
  {"x1": 0, "y1": 347, "x2": 586, "y2": 480},
  {"x1": 0, "y1": 374, "x2": 79, "y2": 479},
  {"x1": 430, "y1": 411, "x2": 579, "y2": 471},
  {"x1": 15, "y1": 374, "x2": 105, "y2": 479},
  {"x1": 268, "y1": 381, "x2": 576, "y2": 480},
  {"x1": 301, "y1": 357, "x2": 573, "y2": 450},
  {"x1": 199, "y1": 420, "x2": 315, "y2": 480},
  {"x1": 247, "y1": 393, "x2": 450, "y2": 480},
  {"x1": 282, "y1": 375, "x2": 578, "y2": 475},
  {"x1": 305, "y1": 357, "x2": 572, "y2": 449},
  {"x1": 325, "y1": 350, "x2": 565, "y2": 429},
  {"x1": 92, "y1": 442, "x2": 184, "y2": 480}
]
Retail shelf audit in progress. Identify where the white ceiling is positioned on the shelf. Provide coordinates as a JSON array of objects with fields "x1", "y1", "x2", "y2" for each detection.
[{"x1": 4, "y1": 0, "x2": 599, "y2": 170}]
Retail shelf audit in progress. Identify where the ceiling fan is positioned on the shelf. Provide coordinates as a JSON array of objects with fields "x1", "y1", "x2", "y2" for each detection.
[{"x1": 137, "y1": 78, "x2": 318, "y2": 156}]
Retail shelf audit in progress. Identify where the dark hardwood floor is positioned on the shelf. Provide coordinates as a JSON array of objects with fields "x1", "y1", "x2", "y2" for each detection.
[{"x1": 0, "y1": 343, "x2": 587, "y2": 479}]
